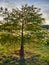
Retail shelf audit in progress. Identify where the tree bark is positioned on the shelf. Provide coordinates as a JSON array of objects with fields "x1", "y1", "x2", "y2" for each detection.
[
  {"x1": 20, "y1": 20, "x2": 24, "y2": 59},
  {"x1": 20, "y1": 43, "x2": 24, "y2": 59}
]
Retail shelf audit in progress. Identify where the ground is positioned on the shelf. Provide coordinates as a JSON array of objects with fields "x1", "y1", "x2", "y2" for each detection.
[{"x1": 0, "y1": 43, "x2": 49, "y2": 65}]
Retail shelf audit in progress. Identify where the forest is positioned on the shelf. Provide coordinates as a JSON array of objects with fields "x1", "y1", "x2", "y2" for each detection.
[{"x1": 0, "y1": 4, "x2": 49, "y2": 65}]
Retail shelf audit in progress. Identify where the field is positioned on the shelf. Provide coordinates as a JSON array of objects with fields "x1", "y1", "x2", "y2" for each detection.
[{"x1": 0, "y1": 42, "x2": 49, "y2": 65}]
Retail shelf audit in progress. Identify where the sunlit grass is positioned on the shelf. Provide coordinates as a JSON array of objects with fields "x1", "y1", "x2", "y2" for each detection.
[{"x1": 0, "y1": 43, "x2": 49, "y2": 65}]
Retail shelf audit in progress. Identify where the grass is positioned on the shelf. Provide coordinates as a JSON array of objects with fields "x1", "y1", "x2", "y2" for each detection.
[{"x1": 0, "y1": 43, "x2": 49, "y2": 65}]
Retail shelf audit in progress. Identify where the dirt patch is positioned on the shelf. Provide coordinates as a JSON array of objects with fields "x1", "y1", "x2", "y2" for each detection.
[{"x1": 10, "y1": 50, "x2": 36, "y2": 59}]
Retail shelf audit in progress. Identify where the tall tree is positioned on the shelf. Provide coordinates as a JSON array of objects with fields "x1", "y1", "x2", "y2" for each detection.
[{"x1": 0, "y1": 4, "x2": 45, "y2": 59}]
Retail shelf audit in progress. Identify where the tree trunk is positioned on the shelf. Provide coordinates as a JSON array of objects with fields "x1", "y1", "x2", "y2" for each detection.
[
  {"x1": 19, "y1": 20, "x2": 24, "y2": 59},
  {"x1": 20, "y1": 43, "x2": 24, "y2": 59}
]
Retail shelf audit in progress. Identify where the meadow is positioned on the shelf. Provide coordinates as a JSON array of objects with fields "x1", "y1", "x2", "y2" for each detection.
[{"x1": 0, "y1": 39, "x2": 49, "y2": 65}]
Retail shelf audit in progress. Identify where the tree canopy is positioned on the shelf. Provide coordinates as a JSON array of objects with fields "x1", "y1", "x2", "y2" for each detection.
[{"x1": 0, "y1": 4, "x2": 46, "y2": 44}]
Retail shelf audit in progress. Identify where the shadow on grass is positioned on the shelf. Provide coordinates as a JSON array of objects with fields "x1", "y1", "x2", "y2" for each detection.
[
  {"x1": 0, "y1": 55, "x2": 26, "y2": 65},
  {"x1": 0, "y1": 54, "x2": 48, "y2": 65},
  {"x1": 19, "y1": 58, "x2": 26, "y2": 65}
]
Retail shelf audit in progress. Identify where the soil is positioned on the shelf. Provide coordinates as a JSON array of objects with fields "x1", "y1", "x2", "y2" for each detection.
[{"x1": 10, "y1": 50, "x2": 35, "y2": 59}]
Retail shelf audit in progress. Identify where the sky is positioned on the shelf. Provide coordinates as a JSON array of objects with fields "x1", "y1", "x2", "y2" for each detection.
[{"x1": 0, "y1": 0, "x2": 49, "y2": 25}]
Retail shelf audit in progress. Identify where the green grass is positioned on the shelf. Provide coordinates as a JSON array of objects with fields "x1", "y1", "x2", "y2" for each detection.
[{"x1": 0, "y1": 43, "x2": 49, "y2": 65}]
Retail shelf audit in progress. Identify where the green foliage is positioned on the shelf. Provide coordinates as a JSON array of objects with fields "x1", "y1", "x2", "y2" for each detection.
[
  {"x1": 0, "y1": 4, "x2": 46, "y2": 45},
  {"x1": 0, "y1": 32, "x2": 20, "y2": 45}
]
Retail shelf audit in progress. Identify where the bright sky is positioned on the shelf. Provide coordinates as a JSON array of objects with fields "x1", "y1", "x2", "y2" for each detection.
[{"x1": 0, "y1": 0, "x2": 49, "y2": 25}]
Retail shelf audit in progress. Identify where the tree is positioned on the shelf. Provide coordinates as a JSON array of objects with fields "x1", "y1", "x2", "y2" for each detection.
[{"x1": 0, "y1": 4, "x2": 45, "y2": 59}]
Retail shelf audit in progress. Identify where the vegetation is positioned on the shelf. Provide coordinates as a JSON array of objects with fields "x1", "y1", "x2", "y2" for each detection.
[{"x1": 0, "y1": 4, "x2": 49, "y2": 65}]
